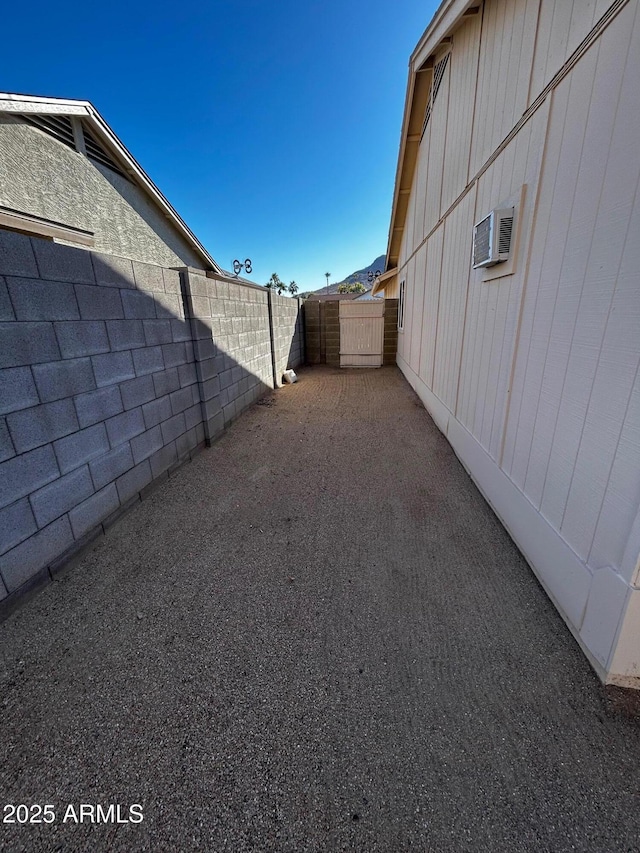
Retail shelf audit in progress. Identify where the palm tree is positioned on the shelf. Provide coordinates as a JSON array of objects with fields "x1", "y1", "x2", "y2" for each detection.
[
  {"x1": 289, "y1": 281, "x2": 299, "y2": 296},
  {"x1": 325, "y1": 272, "x2": 331, "y2": 293}
]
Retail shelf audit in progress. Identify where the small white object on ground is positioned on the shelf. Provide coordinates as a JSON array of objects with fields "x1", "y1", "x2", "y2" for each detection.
[{"x1": 283, "y1": 369, "x2": 297, "y2": 384}]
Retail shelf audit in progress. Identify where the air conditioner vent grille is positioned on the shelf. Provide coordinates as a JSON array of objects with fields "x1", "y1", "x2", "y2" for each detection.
[
  {"x1": 473, "y1": 214, "x2": 491, "y2": 267},
  {"x1": 472, "y1": 207, "x2": 514, "y2": 269},
  {"x1": 498, "y1": 215, "x2": 513, "y2": 255}
]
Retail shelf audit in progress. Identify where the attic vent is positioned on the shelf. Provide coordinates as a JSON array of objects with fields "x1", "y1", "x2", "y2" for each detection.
[
  {"x1": 473, "y1": 207, "x2": 514, "y2": 268},
  {"x1": 421, "y1": 52, "x2": 450, "y2": 138},
  {"x1": 81, "y1": 125, "x2": 128, "y2": 178},
  {"x1": 23, "y1": 114, "x2": 76, "y2": 150}
]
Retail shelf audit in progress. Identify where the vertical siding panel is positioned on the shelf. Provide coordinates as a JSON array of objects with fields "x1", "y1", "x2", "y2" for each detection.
[
  {"x1": 469, "y1": 0, "x2": 538, "y2": 177},
  {"x1": 456, "y1": 248, "x2": 481, "y2": 429},
  {"x1": 479, "y1": 283, "x2": 510, "y2": 453},
  {"x1": 500, "y1": 98, "x2": 554, "y2": 477},
  {"x1": 503, "y1": 0, "x2": 523, "y2": 130},
  {"x1": 481, "y1": 0, "x2": 504, "y2": 171},
  {"x1": 472, "y1": 282, "x2": 497, "y2": 439},
  {"x1": 477, "y1": 136, "x2": 518, "y2": 451},
  {"x1": 432, "y1": 219, "x2": 450, "y2": 404},
  {"x1": 419, "y1": 120, "x2": 433, "y2": 244},
  {"x1": 420, "y1": 225, "x2": 444, "y2": 389},
  {"x1": 470, "y1": 0, "x2": 500, "y2": 175},
  {"x1": 590, "y1": 378, "x2": 640, "y2": 572},
  {"x1": 457, "y1": 153, "x2": 487, "y2": 429},
  {"x1": 402, "y1": 255, "x2": 417, "y2": 365},
  {"x1": 432, "y1": 190, "x2": 475, "y2": 411},
  {"x1": 507, "y1": 63, "x2": 590, "y2": 494},
  {"x1": 398, "y1": 224, "x2": 408, "y2": 271},
  {"x1": 433, "y1": 214, "x2": 455, "y2": 406},
  {"x1": 505, "y1": 0, "x2": 536, "y2": 129},
  {"x1": 490, "y1": 268, "x2": 526, "y2": 461},
  {"x1": 595, "y1": 0, "x2": 618, "y2": 21},
  {"x1": 413, "y1": 128, "x2": 430, "y2": 247},
  {"x1": 405, "y1": 171, "x2": 418, "y2": 257},
  {"x1": 529, "y1": 0, "x2": 555, "y2": 101},
  {"x1": 518, "y1": 0, "x2": 543, "y2": 111},
  {"x1": 543, "y1": 0, "x2": 575, "y2": 86},
  {"x1": 409, "y1": 249, "x2": 427, "y2": 372},
  {"x1": 557, "y1": 5, "x2": 640, "y2": 560},
  {"x1": 441, "y1": 15, "x2": 481, "y2": 212},
  {"x1": 413, "y1": 244, "x2": 429, "y2": 379},
  {"x1": 486, "y1": 123, "x2": 533, "y2": 459},
  {"x1": 568, "y1": 0, "x2": 598, "y2": 56},
  {"x1": 522, "y1": 48, "x2": 598, "y2": 510},
  {"x1": 525, "y1": 48, "x2": 603, "y2": 510},
  {"x1": 492, "y1": 0, "x2": 516, "y2": 151},
  {"x1": 468, "y1": 134, "x2": 512, "y2": 442},
  {"x1": 538, "y1": 12, "x2": 635, "y2": 533}
]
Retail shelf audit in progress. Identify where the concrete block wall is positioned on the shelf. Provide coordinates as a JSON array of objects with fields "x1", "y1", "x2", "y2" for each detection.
[
  {"x1": 303, "y1": 300, "x2": 322, "y2": 364},
  {"x1": 183, "y1": 270, "x2": 273, "y2": 441},
  {"x1": 0, "y1": 232, "x2": 205, "y2": 605},
  {"x1": 0, "y1": 233, "x2": 304, "y2": 613},
  {"x1": 324, "y1": 302, "x2": 341, "y2": 367},
  {"x1": 271, "y1": 292, "x2": 304, "y2": 384}
]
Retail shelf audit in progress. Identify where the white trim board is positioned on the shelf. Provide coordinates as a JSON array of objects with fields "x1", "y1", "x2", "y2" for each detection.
[
  {"x1": 397, "y1": 353, "x2": 640, "y2": 688},
  {"x1": 0, "y1": 206, "x2": 94, "y2": 247}
]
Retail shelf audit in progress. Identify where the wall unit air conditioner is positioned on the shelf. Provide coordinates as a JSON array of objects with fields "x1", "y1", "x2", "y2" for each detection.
[{"x1": 472, "y1": 207, "x2": 514, "y2": 268}]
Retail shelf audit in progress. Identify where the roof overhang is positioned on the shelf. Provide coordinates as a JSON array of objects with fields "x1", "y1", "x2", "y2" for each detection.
[
  {"x1": 371, "y1": 266, "x2": 398, "y2": 296},
  {"x1": 0, "y1": 92, "x2": 222, "y2": 274},
  {"x1": 384, "y1": 1, "x2": 481, "y2": 272}
]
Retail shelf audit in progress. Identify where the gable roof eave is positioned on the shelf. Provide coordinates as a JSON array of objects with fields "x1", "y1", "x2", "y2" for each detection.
[
  {"x1": 0, "y1": 92, "x2": 222, "y2": 274},
  {"x1": 384, "y1": 0, "x2": 481, "y2": 272},
  {"x1": 371, "y1": 267, "x2": 397, "y2": 296}
]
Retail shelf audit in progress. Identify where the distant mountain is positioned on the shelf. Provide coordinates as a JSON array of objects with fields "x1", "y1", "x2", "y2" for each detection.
[{"x1": 312, "y1": 255, "x2": 386, "y2": 294}]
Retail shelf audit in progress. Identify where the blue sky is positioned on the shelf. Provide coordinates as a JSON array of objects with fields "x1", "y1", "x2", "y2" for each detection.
[{"x1": 3, "y1": 0, "x2": 438, "y2": 290}]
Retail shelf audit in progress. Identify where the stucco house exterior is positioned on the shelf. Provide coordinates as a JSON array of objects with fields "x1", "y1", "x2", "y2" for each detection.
[
  {"x1": 0, "y1": 92, "x2": 219, "y2": 272},
  {"x1": 375, "y1": 0, "x2": 640, "y2": 687}
]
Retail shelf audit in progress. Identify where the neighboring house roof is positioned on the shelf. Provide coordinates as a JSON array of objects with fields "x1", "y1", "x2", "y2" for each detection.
[
  {"x1": 354, "y1": 289, "x2": 383, "y2": 300},
  {"x1": 0, "y1": 91, "x2": 222, "y2": 274},
  {"x1": 371, "y1": 266, "x2": 398, "y2": 297},
  {"x1": 384, "y1": 0, "x2": 480, "y2": 273},
  {"x1": 307, "y1": 292, "x2": 362, "y2": 301}
]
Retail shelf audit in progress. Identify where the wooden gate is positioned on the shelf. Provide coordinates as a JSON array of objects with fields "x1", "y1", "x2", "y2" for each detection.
[{"x1": 339, "y1": 300, "x2": 385, "y2": 367}]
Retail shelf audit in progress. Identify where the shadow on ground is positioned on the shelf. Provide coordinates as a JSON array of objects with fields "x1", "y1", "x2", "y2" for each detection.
[{"x1": 0, "y1": 366, "x2": 638, "y2": 852}]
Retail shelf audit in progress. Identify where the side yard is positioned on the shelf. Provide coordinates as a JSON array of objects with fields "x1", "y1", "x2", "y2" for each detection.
[
  {"x1": 0, "y1": 366, "x2": 638, "y2": 853},
  {"x1": 0, "y1": 231, "x2": 303, "y2": 613}
]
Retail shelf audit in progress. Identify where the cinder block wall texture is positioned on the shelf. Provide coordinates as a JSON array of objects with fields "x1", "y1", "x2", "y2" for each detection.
[
  {"x1": 303, "y1": 300, "x2": 322, "y2": 364},
  {"x1": 184, "y1": 271, "x2": 274, "y2": 442},
  {"x1": 0, "y1": 231, "x2": 304, "y2": 611},
  {"x1": 271, "y1": 292, "x2": 304, "y2": 384}
]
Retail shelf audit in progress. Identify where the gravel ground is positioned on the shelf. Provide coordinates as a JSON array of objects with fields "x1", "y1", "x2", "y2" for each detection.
[{"x1": 0, "y1": 365, "x2": 638, "y2": 853}]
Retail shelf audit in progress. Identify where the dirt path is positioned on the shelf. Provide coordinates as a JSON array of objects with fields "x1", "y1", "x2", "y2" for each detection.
[{"x1": 1, "y1": 366, "x2": 638, "y2": 852}]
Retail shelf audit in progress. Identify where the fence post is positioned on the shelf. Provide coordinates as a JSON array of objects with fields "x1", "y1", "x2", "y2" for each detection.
[
  {"x1": 267, "y1": 288, "x2": 278, "y2": 389},
  {"x1": 297, "y1": 297, "x2": 305, "y2": 365},
  {"x1": 180, "y1": 267, "x2": 224, "y2": 446}
]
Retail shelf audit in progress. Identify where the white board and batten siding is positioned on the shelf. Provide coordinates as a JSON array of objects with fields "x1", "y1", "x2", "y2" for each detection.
[
  {"x1": 339, "y1": 301, "x2": 385, "y2": 368},
  {"x1": 392, "y1": 0, "x2": 640, "y2": 686}
]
